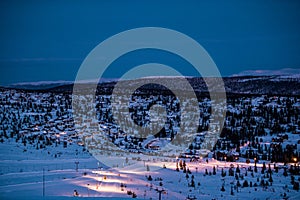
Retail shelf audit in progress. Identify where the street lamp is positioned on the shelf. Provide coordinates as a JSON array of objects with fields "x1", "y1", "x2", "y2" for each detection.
[
  {"x1": 155, "y1": 188, "x2": 166, "y2": 200},
  {"x1": 75, "y1": 161, "x2": 79, "y2": 172}
]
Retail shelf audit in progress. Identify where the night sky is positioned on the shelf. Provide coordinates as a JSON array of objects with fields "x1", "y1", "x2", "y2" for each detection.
[{"x1": 0, "y1": 0, "x2": 300, "y2": 85}]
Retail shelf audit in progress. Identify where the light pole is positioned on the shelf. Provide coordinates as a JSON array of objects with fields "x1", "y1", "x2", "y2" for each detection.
[
  {"x1": 96, "y1": 173, "x2": 99, "y2": 189},
  {"x1": 43, "y1": 168, "x2": 45, "y2": 197},
  {"x1": 155, "y1": 188, "x2": 166, "y2": 200},
  {"x1": 75, "y1": 161, "x2": 79, "y2": 172}
]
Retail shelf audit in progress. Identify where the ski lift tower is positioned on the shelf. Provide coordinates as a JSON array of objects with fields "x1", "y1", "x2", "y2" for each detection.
[{"x1": 155, "y1": 188, "x2": 166, "y2": 200}]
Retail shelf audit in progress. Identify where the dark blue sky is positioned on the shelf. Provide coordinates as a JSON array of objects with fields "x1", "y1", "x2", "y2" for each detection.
[{"x1": 0, "y1": 0, "x2": 300, "y2": 85}]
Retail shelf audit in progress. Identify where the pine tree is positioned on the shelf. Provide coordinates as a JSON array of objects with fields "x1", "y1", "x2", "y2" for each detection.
[
  {"x1": 213, "y1": 166, "x2": 216, "y2": 175},
  {"x1": 274, "y1": 163, "x2": 278, "y2": 173},
  {"x1": 236, "y1": 165, "x2": 240, "y2": 174},
  {"x1": 262, "y1": 162, "x2": 266, "y2": 171},
  {"x1": 176, "y1": 162, "x2": 179, "y2": 171},
  {"x1": 187, "y1": 168, "x2": 191, "y2": 174},
  {"x1": 293, "y1": 182, "x2": 299, "y2": 191},
  {"x1": 254, "y1": 161, "x2": 258, "y2": 173},
  {"x1": 269, "y1": 174, "x2": 273, "y2": 183},
  {"x1": 179, "y1": 160, "x2": 183, "y2": 170},
  {"x1": 268, "y1": 163, "x2": 272, "y2": 174},
  {"x1": 220, "y1": 185, "x2": 225, "y2": 192},
  {"x1": 243, "y1": 180, "x2": 249, "y2": 187},
  {"x1": 235, "y1": 173, "x2": 239, "y2": 180},
  {"x1": 183, "y1": 160, "x2": 186, "y2": 168},
  {"x1": 190, "y1": 176, "x2": 195, "y2": 187},
  {"x1": 291, "y1": 175, "x2": 295, "y2": 185},
  {"x1": 186, "y1": 172, "x2": 189, "y2": 179},
  {"x1": 221, "y1": 168, "x2": 226, "y2": 177},
  {"x1": 260, "y1": 179, "x2": 265, "y2": 187},
  {"x1": 261, "y1": 166, "x2": 265, "y2": 174},
  {"x1": 283, "y1": 168, "x2": 288, "y2": 177}
]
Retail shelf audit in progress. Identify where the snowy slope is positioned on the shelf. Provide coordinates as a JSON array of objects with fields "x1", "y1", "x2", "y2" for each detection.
[{"x1": 1, "y1": 138, "x2": 300, "y2": 200}]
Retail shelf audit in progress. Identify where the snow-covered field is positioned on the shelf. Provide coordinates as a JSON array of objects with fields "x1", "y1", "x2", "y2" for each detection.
[
  {"x1": 0, "y1": 85, "x2": 299, "y2": 199},
  {"x1": 1, "y1": 138, "x2": 299, "y2": 200}
]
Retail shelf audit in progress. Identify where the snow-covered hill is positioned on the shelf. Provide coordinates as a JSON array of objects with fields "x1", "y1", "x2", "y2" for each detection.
[
  {"x1": 232, "y1": 68, "x2": 300, "y2": 77},
  {"x1": 1, "y1": 138, "x2": 300, "y2": 199}
]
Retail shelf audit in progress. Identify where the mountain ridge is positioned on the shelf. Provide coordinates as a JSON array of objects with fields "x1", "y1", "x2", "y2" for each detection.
[{"x1": 1, "y1": 75, "x2": 299, "y2": 96}]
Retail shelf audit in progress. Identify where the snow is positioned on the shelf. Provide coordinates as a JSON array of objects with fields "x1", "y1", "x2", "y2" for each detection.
[
  {"x1": 1, "y1": 80, "x2": 300, "y2": 199},
  {"x1": 1, "y1": 138, "x2": 300, "y2": 199}
]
